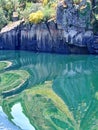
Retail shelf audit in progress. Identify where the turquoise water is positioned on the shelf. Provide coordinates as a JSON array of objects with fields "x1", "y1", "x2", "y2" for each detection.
[{"x1": 0, "y1": 50, "x2": 98, "y2": 130}]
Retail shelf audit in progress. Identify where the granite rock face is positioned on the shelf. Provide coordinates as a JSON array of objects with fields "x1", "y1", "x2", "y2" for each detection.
[
  {"x1": 19, "y1": 22, "x2": 70, "y2": 54},
  {"x1": 0, "y1": 21, "x2": 89, "y2": 54},
  {"x1": 56, "y1": 0, "x2": 98, "y2": 53},
  {"x1": 57, "y1": 0, "x2": 92, "y2": 31},
  {"x1": 0, "y1": 22, "x2": 69, "y2": 54}
]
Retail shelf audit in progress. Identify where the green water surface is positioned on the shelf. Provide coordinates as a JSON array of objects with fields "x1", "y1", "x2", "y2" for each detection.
[{"x1": 0, "y1": 50, "x2": 98, "y2": 130}]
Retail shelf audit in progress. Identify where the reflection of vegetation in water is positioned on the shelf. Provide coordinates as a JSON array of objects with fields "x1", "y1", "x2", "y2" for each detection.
[
  {"x1": 0, "y1": 52, "x2": 98, "y2": 130},
  {"x1": 3, "y1": 78, "x2": 98, "y2": 130},
  {"x1": 3, "y1": 78, "x2": 96, "y2": 130},
  {"x1": 0, "y1": 61, "x2": 12, "y2": 71},
  {"x1": 0, "y1": 70, "x2": 29, "y2": 93},
  {"x1": 0, "y1": 61, "x2": 29, "y2": 94},
  {"x1": 2, "y1": 82, "x2": 78, "y2": 130},
  {"x1": 53, "y1": 71, "x2": 98, "y2": 130}
]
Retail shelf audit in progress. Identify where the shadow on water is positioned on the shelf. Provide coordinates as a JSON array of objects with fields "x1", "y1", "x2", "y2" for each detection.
[{"x1": 0, "y1": 50, "x2": 98, "y2": 130}]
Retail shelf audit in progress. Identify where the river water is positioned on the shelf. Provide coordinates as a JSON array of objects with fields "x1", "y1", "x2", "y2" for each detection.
[{"x1": 0, "y1": 50, "x2": 98, "y2": 130}]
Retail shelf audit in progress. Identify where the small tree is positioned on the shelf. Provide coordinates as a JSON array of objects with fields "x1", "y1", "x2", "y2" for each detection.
[{"x1": 0, "y1": 7, "x2": 8, "y2": 30}]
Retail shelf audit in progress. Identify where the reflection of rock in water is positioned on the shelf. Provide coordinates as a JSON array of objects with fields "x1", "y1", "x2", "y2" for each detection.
[
  {"x1": 53, "y1": 63, "x2": 98, "y2": 129},
  {"x1": 0, "y1": 51, "x2": 98, "y2": 129},
  {"x1": 1, "y1": 50, "x2": 98, "y2": 97}
]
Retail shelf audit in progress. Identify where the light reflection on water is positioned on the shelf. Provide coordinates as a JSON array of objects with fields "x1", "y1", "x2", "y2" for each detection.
[
  {"x1": 0, "y1": 106, "x2": 20, "y2": 130},
  {"x1": 11, "y1": 103, "x2": 35, "y2": 130},
  {"x1": 0, "y1": 50, "x2": 98, "y2": 130}
]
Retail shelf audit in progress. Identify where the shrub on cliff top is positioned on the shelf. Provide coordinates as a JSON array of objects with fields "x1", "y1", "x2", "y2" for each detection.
[
  {"x1": 0, "y1": 7, "x2": 8, "y2": 30},
  {"x1": 29, "y1": 10, "x2": 44, "y2": 23},
  {"x1": 43, "y1": 0, "x2": 49, "y2": 6},
  {"x1": 42, "y1": 5, "x2": 56, "y2": 21},
  {"x1": 28, "y1": 0, "x2": 57, "y2": 24}
]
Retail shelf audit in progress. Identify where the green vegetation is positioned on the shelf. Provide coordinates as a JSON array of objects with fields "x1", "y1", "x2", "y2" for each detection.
[
  {"x1": 2, "y1": 82, "x2": 78, "y2": 130},
  {"x1": 0, "y1": 61, "x2": 11, "y2": 71},
  {"x1": 0, "y1": 70, "x2": 29, "y2": 93},
  {"x1": 0, "y1": 0, "x2": 57, "y2": 29},
  {"x1": 29, "y1": 10, "x2": 44, "y2": 24},
  {"x1": 2, "y1": 79, "x2": 98, "y2": 130},
  {"x1": 0, "y1": 60, "x2": 78, "y2": 130},
  {"x1": 0, "y1": 55, "x2": 98, "y2": 130},
  {"x1": 0, "y1": 7, "x2": 8, "y2": 30},
  {"x1": 0, "y1": 0, "x2": 98, "y2": 30},
  {"x1": 27, "y1": 0, "x2": 57, "y2": 23},
  {"x1": 0, "y1": 61, "x2": 29, "y2": 94}
]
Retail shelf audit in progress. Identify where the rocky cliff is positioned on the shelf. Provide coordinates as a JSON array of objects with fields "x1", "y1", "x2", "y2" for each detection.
[
  {"x1": 56, "y1": 0, "x2": 98, "y2": 53},
  {"x1": 0, "y1": 21, "x2": 89, "y2": 54},
  {"x1": 0, "y1": 0, "x2": 98, "y2": 54}
]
